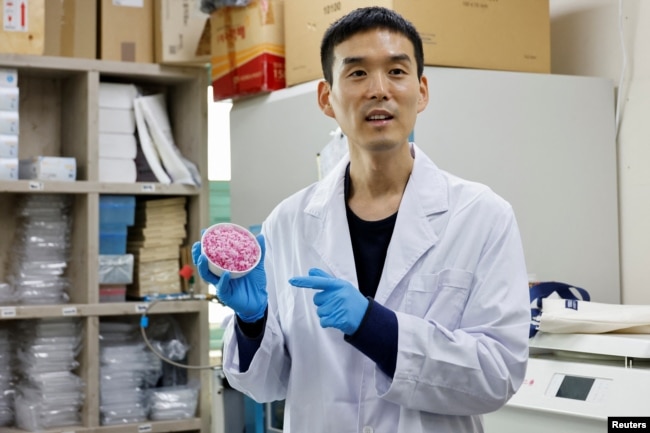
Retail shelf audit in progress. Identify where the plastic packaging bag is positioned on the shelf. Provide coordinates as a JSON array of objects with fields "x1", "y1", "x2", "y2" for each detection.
[
  {"x1": 99, "y1": 317, "x2": 162, "y2": 425},
  {"x1": 200, "y1": 0, "x2": 251, "y2": 14},
  {"x1": 145, "y1": 315, "x2": 190, "y2": 387},
  {"x1": 8, "y1": 194, "x2": 73, "y2": 305},
  {"x1": 12, "y1": 318, "x2": 84, "y2": 431},
  {"x1": 148, "y1": 382, "x2": 200, "y2": 421},
  {"x1": 98, "y1": 254, "x2": 134, "y2": 284}
]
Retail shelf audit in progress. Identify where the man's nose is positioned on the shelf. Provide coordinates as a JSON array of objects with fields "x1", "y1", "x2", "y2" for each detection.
[{"x1": 368, "y1": 73, "x2": 389, "y2": 100}]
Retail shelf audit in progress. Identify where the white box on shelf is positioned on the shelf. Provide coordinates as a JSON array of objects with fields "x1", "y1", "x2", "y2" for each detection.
[
  {"x1": 0, "y1": 68, "x2": 17, "y2": 87},
  {"x1": 0, "y1": 87, "x2": 18, "y2": 111},
  {"x1": 99, "y1": 82, "x2": 138, "y2": 109},
  {"x1": 0, "y1": 157, "x2": 17, "y2": 180},
  {"x1": 99, "y1": 132, "x2": 138, "y2": 159},
  {"x1": 99, "y1": 157, "x2": 137, "y2": 183},
  {"x1": 0, "y1": 111, "x2": 18, "y2": 134},
  {"x1": 18, "y1": 156, "x2": 77, "y2": 181},
  {"x1": 99, "y1": 108, "x2": 136, "y2": 133},
  {"x1": 0, "y1": 134, "x2": 18, "y2": 157}
]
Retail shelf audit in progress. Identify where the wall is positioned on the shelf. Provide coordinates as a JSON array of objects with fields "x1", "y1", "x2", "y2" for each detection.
[
  {"x1": 209, "y1": 181, "x2": 231, "y2": 225},
  {"x1": 550, "y1": 0, "x2": 650, "y2": 304}
]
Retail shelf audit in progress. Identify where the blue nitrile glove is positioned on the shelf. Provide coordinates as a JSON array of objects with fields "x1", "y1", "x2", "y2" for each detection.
[
  {"x1": 289, "y1": 268, "x2": 369, "y2": 335},
  {"x1": 191, "y1": 234, "x2": 268, "y2": 323}
]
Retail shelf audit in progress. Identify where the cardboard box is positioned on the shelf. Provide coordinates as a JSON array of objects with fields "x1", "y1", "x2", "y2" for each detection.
[
  {"x1": 0, "y1": 0, "x2": 96, "y2": 58},
  {"x1": 210, "y1": 0, "x2": 285, "y2": 102},
  {"x1": 154, "y1": 0, "x2": 211, "y2": 64},
  {"x1": 284, "y1": 0, "x2": 550, "y2": 87},
  {"x1": 99, "y1": 0, "x2": 154, "y2": 63},
  {"x1": 129, "y1": 258, "x2": 183, "y2": 297}
]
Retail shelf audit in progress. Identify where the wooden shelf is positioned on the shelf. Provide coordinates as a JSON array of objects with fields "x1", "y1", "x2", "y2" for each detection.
[
  {"x1": 0, "y1": 54, "x2": 211, "y2": 433},
  {"x1": 1, "y1": 417, "x2": 203, "y2": 433},
  {"x1": 0, "y1": 53, "x2": 207, "y2": 81},
  {"x1": 0, "y1": 180, "x2": 203, "y2": 195},
  {"x1": 0, "y1": 300, "x2": 206, "y2": 320}
]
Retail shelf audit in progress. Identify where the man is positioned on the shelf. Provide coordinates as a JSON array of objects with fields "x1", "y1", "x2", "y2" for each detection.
[{"x1": 193, "y1": 6, "x2": 530, "y2": 432}]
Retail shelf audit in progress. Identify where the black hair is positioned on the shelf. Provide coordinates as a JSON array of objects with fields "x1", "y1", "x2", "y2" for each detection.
[{"x1": 320, "y1": 7, "x2": 424, "y2": 85}]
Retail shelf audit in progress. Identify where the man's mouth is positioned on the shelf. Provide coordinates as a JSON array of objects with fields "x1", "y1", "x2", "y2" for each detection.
[{"x1": 366, "y1": 114, "x2": 392, "y2": 121}]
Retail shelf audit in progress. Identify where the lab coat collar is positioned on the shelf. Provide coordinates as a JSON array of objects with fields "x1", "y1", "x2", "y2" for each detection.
[
  {"x1": 404, "y1": 143, "x2": 449, "y2": 216},
  {"x1": 303, "y1": 151, "x2": 357, "y2": 282},
  {"x1": 303, "y1": 144, "x2": 449, "y2": 293},
  {"x1": 305, "y1": 144, "x2": 448, "y2": 216},
  {"x1": 376, "y1": 144, "x2": 448, "y2": 304}
]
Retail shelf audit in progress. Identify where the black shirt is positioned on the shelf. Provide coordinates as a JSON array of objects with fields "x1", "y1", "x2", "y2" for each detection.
[{"x1": 344, "y1": 164, "x2": 397, "y2": 298}]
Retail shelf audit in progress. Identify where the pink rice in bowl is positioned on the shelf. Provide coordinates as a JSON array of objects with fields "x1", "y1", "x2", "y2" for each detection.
[{"x1": 201, "y1": 223, "x2": 261, "y2": 278}]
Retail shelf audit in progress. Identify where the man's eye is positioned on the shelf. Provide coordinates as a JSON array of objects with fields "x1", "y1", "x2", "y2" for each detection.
[
  {"x1": 349, "y1": 70, "x2": 366, "y2": 77},
  {"x1": 390, "y1": 68, "x2": 406, "y2": 75}
]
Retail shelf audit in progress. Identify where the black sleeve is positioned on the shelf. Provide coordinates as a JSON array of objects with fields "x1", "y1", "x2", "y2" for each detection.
[
  {"x1": 233, "y1": 308, "x2": 267, "y2": 372},
  {"x1": 344, "y1": 299, "x2": 398, "y2": 378}
]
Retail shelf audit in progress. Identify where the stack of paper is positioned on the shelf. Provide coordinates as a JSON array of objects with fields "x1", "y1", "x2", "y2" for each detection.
[
  {"x1": 134, "y1": 93, "x2": 200, "y2": 186},
  {"x1": 127, "y1": 197, "x2": 187, "y2": 297},
  {"x1": 98, "y1": 83, "x2": 138, "y2": 183},
  {"x1": 0, "y1": 68, "x2": 19, "y2": 181}
]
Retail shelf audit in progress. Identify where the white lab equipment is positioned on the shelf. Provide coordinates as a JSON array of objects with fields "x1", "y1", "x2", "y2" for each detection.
[{"x1": 483, "y1": 332, "x2": 650, "y2": 433}]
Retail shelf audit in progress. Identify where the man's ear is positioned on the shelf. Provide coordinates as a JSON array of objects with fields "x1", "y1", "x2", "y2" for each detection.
[
  {"x1": 318, "y1": 80, "x2": 335, "y2": 118},
  {"x1": 417, "y1": 75, "x2": 429, "y2": 114}
]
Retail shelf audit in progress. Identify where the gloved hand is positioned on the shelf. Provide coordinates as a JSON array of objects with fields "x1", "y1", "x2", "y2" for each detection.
[
  {"x1": 192, "y1": 234, "x2": 268, "y2": 323},
  {"x1": 289, "y1": 268, "x2": 369, "y2": 335}
]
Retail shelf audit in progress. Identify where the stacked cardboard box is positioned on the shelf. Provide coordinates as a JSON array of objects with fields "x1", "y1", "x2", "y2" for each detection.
[
  {"x1": 0, "y1": 0, "x2": 210, "y2": 65},
  {"x1": 283, "y1": 0, "x2": 551, "y2": 87},
  {"x1": 98, "y1": 0, "x2": 154, "y2": 63},
  {"x1": 155, "y1": 0, "x2": 211, "y2": 65},
  {"x1": 99, "y1": 0, "x2": 211, "y2": 64},
  {"x1": 210, "y1": 0, "x2": 285, "y2": 101},
  {"x1": 0, "y1": 0, "x2": 96, "y2": 58},
  {"x1": 127, "y1": 197, "x2": 187, "y2": 298}
]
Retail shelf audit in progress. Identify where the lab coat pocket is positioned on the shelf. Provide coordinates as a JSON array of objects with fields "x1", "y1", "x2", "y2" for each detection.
[{"x1": 405, "y1": 269, "x2": 473, "y2": 329}]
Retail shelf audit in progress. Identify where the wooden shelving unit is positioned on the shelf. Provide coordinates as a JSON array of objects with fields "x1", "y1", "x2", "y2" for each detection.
[{"x1": 0, "y1": 54, "x2": 211, "y2": 433}]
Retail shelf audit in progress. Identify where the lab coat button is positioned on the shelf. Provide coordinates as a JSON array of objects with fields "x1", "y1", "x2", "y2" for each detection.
[{"x1": 362, "y1": 427, "x2": 373, "y2": 433}]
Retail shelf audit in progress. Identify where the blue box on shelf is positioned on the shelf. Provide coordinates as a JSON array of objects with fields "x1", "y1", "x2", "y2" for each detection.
[
  {"x1": 100, "y1": 195, "x2": 136, "y2": 227},
  {"x1": 99, "y1": 229, "x2": 128, "y2": 255},
  {"x1": 99, "y1": 224, "x2": 128, "y2": 234}
]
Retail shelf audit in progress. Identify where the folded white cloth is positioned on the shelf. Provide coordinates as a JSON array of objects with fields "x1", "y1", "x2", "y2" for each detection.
[{"x1": 539, "y1": 298, "x2": 650, "y2": 334}]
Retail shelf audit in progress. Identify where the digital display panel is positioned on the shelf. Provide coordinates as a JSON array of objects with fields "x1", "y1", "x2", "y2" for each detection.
[{"x1": 555, "y1": 376, "x2": 595, "y2": 401}]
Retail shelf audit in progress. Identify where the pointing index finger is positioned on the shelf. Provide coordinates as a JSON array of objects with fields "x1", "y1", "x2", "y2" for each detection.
[{"x1": 288, "y1": 276, "x2": 334, "y2": 290}]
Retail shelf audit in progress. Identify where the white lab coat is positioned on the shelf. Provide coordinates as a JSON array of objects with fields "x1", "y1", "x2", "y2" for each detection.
[{"x1": 222, "y1": 144, "x2": 530, "y2": 433}]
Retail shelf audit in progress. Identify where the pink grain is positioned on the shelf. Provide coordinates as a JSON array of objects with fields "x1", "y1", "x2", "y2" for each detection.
[{"x1": 203, "y1": 225, "x2": 260, "y2": 272}]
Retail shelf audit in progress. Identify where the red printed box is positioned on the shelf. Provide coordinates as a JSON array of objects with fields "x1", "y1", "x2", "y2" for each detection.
[{"x1": 210, "y1": 0, "x2": 285, "y2": 102}]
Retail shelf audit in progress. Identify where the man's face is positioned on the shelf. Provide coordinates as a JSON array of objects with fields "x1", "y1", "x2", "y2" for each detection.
[{"x1": 318, "y1": 29, "x2": 428, "y2": 154}]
